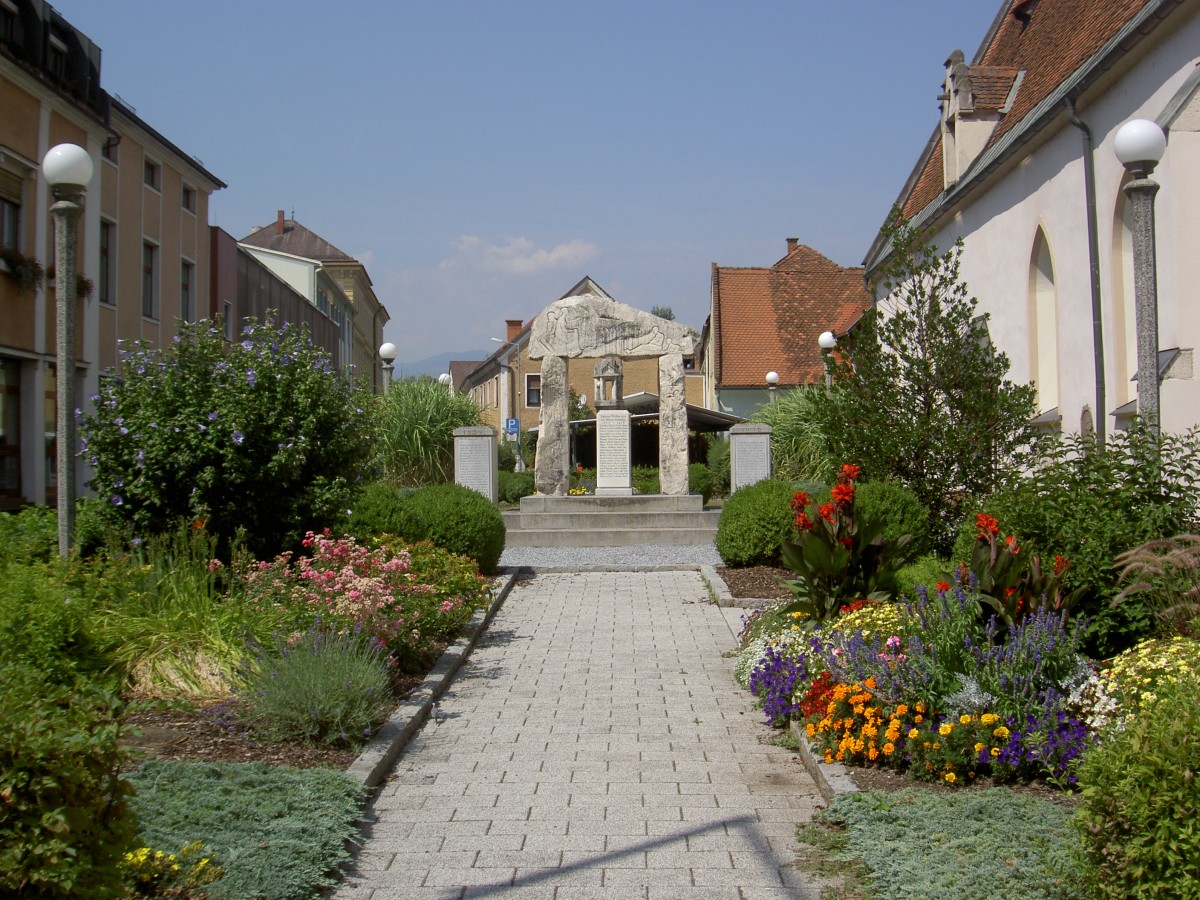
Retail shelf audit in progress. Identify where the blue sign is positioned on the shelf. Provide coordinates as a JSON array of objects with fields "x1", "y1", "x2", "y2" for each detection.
[{"x1": 505, "y1": 418, "x2": 519, "y2": 436}]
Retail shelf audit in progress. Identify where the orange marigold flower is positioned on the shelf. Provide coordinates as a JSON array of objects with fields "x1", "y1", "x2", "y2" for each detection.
[
  {"x1": 975, "y1": 513, "x2": 999, "y2": 537},
  {"x1": 895, "y1": 704, "x2": 909, "y2": 716},
  {"x1": 840, "y1": 463, "x2": 861, "y2": 480},
  {"x1": 882, "y1": 742, "x2": 895, "y2": 756}
]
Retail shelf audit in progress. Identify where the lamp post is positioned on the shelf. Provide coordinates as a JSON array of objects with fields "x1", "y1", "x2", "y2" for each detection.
[
  {"x1": 378, "y1": 342, "x2": 397, "y2": 389},
  {"x1": 437, "y1": 373, "x2": 451, "y2": 388},
  {"x1": 818, "y1": 330, "x2": 838, "y2": 387},
  {"x1": 765, "y1": 370, "x2": 779, "y2": 403},
  {"x1": 1114, "y1": 118, "x2": 1167, "y2": 434},
  {"x1": 491, "y1": 336, "x2": 525, "y2": 471},
  {"x1": 42, "y1": 143, "x2": 93, "y2": 557}
]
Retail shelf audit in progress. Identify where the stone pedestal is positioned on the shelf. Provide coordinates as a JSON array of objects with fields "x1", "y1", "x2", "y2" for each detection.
[
  {"x1": 658, "y1": 352, "x2": 688, "y2": 495},
  {"x1": 729, "y1": 423, "x2": 772, "y2": 492},
  {"x1": 533, "y1": 354, "x2": 570, "y2": 495},
  {"x1": 595, "y1": 409, "x2": 633, "y2": 496},
  {"x1": 453, "y1": 425, "x2": 498, "y2": 502}
]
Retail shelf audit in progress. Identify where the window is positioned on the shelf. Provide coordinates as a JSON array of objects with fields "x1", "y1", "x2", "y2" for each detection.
[
  {"x1": 525, "y1": 373, "x2": 541, "y2": 408},
  {"x1": 0, "y1": 357, "x2": 20, "y2": 505},
  {"x1": 0, "y1": 197, "x2": 17, "y2": 251},
  {"x1": 141, "y1": 242, "x2": 157, "y2": 318},
  {"x1": 101, "y1": 139, "x2": 118, "y2": 163},
  {"x1": 98, "y1": 221, "x2": 114, "y2": 305},
  {"x1": 180, "y1": 261, "x2": 194, "y2": 322},
  {"x1": 222, "y1": 300, "x2": 234, "y2": 340},
  {"x1": 1029, "y1": 229, "x2": 1059, "y2": 415},
  {"x1": 181, "y1": 185, "x2": 196, "y2": 213},
  {"x1": 143, "y1": 158, "x2": 160, "y2": 190},
  {"x1": 0, "y1": 0, "x2": 17, "y2": 44},
  {"x1": 47, "y1": 33, "x2": 67, "y2": 82},
  {"x1": 316, "y1": 287, "x2": 329, "y2": 315}
]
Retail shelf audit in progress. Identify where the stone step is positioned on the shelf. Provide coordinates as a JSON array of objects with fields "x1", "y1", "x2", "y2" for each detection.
[{"x1": 502, "y1": 494, "x2": 719, "y2": 548}]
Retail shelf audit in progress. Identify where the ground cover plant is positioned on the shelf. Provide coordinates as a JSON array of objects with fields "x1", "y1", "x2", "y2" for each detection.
[
  {"x1": 127, "y1": 759, "x2": 364, "y2": 900},
  {"x1": 80, "y1": 315, "x2": 373, "y2": 558},
  {"x1": 797, "y1": 787, "x2": 1087, "y2": 899}
]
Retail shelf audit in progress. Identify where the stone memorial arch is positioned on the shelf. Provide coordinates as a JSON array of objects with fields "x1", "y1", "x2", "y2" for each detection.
[{"x1": 529, "y1": 293, "x2": 698, "y2": 496}]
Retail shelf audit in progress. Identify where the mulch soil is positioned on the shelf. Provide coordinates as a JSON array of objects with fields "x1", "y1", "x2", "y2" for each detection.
[{"x1": 715, "y1": 565, "x2": 794, "y2": 600}]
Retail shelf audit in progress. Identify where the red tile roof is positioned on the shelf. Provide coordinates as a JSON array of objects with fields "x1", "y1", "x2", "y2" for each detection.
[
  {"x1": 899, "y1": 0, "x2": 1158, "y2": 222},
  {"x1": 712, "y1": 243, "x2": 871, "y2": 388}
]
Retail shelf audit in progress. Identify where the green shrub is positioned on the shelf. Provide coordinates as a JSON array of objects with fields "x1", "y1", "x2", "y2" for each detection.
[
  {"x1": 957, "y1": 424, "x2": 1200, "y2": 656},
  {"x1": 241, "y1": 622, "x2": 393, "y2": 747},
  {"x1": 0, "y1": 663, "x2": 138, "y2": 898},
  {"x1": 346, "y1": 480, "x2": 426, "y2": 541},
  {"x1": 632, "y1": 465, "x2": 660, "y2": 495},
  {"x1": 498, "y1": 469, "x2": 535, "y2": 505},
  {"x1": 0, "y1": 560, "x2": 107, "y2": 686},
  {"x1": 127, "y1": 760, "x2": 363, "y2": 900},
  {"x1": 374, "y1": 376, "x2": 482, "y2": 487},
  {"x1": 1074, "y1": 676, "x2": 1200, "y2": 898},
  {"x1": 80, "y1": 316, "x2": 374, "y2": 558},
  {"x1": 0, "y1": 504, "x2": 57, "y2": 565},
  {"x1": 855, "y1": 478, "x2": 931, "y2": 557},
  {"x1": 401, "y1": 483, "x2": 505, "y2": 573},
  {"x1": 895, "y1": 553, "x2": 954, "y2": 601},
  {"x1": 715, "y1": 478, "x2": 797, "y2": 567},
  {"x1": 749, "y1": 386, "x2": 837, "y2": 483},
  {"x1": 689, "y1": 463, "x2": 714, "y2": 503},
  {"x1": 707, "y1": 438, "x2": 731, "y2": 497}
]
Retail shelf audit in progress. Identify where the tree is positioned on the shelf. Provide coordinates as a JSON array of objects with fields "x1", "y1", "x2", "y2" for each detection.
[
  {"x1": 812, "y1": 209, "x2": 1037, "y2": 552},
  {"x1": 650, "y1": 305, "x2": 675, "y2": 321},
  {"x1": 568, "y1": 386, "x2": 593, "y2": 421}
]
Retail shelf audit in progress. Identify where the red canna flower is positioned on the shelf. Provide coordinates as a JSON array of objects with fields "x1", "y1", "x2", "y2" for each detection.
[
  {"x1": 840, "y1": 463, "x2": 861, "y2": 480},
  {"x1": 839, "y1": 537, "x2": 853, "y2": 549},
  {"x1": 831, "y1": 482, "x2": 855, "y2": 507},
  {"x1": 976, "y1": 513, "x2": 999, "y2": 538},
  {"x1": 1053, "y1": 554, "x2": 1071, "y2": 575},
  {"x1": 935, "y1": 580, "x2": 951, "y2": 593},
  {"x1": 1005, "y1": 534, "x2": 1020, "y2": 554},
  {"x1": 791, "y1": 491, "x2": 811, "y2": 516},
  {"x1": 818, "y1": 502, "x2": 836, "y2": 523},
  {"x1": 794, "y1": 511, "x2": 815, "y2": 531}
]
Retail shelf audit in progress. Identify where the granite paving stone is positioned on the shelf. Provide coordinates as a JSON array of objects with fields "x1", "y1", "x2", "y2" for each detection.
[{"x1": 332, "y1": 571, "x2": 824, "y2": 899}]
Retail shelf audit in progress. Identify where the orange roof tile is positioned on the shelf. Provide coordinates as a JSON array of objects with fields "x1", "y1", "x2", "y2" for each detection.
[{"x1": 712, "y1": 244, "x2": 871, "y2": 388}]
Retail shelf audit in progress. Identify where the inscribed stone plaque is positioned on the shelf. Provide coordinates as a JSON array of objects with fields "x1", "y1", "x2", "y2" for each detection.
[
  {"x1": 595, "y1": 409, "x2": 633, "y2": 496},
  {"x1": 453, "y1": 426, "x2": 498, "y2": 502},
  {"x1": 730, "y1": 423, "x2": 772, "y2": 492}
]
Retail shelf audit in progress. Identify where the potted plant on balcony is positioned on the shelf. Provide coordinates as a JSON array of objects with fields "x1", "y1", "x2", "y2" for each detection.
[{"x1": 0, "y1": 248, "x2": 46, "y2": 293}]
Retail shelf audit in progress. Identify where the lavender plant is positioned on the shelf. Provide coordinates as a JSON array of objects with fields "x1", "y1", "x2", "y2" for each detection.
[{"x1": 81, "y1": 315, "x2": 373, "y2": 557}]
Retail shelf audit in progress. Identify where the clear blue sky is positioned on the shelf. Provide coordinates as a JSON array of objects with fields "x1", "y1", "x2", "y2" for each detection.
[{"x1": 54, "y1": 1, "x2": 999, "y2": 369}]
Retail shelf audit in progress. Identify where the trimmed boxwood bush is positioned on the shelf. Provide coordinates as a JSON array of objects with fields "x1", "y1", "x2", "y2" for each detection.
[
  {"x1": 689, "y1": 463, "x2": 715, "y2": 503},
  {"x1": 345, "y1": 480, "x2": 423, "y2": 541},
  {"x1": 498, "y1": 470, "x2": 534, "y2": 505},
  {"x1": 855, "y1": 478, "x2": 932, "y2": 557},
  {"x1": 0, "y1": 663, "x2": 138, "y2": 898},
  {"x1": 715, "y1": 478, "x2": 797, "y2": 567},
  {"x1": 400, "y1": 483, "x2": 505, "y2": 574}
]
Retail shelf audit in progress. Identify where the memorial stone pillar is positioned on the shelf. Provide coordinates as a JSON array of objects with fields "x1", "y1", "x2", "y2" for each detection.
[
  {"x1": 658, "y1": 352, "x2": 689, "y2": 495},
  {"x1": 534, "y1": 354, "x2": 571, "y2": 496},
  {"x1": 453, "y1": 425, "x2": 498, "y2": 502},
  {"x1": 729, "y1": 422, "x2": 772, "y2": 492}
]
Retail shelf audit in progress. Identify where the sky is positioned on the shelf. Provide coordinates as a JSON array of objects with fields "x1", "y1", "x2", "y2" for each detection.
[{"x1": 52, "y1": 1, "x2": 1000, "y2": 371}]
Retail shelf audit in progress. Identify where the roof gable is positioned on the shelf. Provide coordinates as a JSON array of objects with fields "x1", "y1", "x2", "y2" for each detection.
[
  {"x1": 712, "y1": 243, "x2": 870, "y2": 388},
  {"x1": 239, "y1": 214, "x2": 357, "y2": 264}
]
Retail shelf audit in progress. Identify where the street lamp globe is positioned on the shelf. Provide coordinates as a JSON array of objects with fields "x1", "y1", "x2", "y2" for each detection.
[
  {"x1": 378, "y1": 342, "x2": 397, "y2": 364},
  {"x1": 764, "y1": 371, "x2": 779, "y2": 386},
  {"x1": 818, "y1": 331, "x2": 838, "y2": 350},
  {"x1": 42, "y1": 143, "x2": 94, "y2": 191},
  {"x1": 1114, "y1": 119, "x2": 1166, "y2": 176},
  {"x1": 438, "y1": 373, "x2": 451, "y2": 386}
]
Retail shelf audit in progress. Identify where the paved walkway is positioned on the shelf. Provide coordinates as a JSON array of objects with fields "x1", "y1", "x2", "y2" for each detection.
[{"x1": 334, "y1": 571, "x2": 825, "y2": 899}]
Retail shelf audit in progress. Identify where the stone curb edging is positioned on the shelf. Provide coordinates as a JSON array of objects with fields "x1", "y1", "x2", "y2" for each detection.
[
  {"x1": 344, "y1": 572, "x2": 519, "y2": 789},
  {"x1": 790, "y1": 720, "x2": 860, "y2": 803},
  {"x1": 701, "y1": 565, "x2": 857, "y2": 804}
]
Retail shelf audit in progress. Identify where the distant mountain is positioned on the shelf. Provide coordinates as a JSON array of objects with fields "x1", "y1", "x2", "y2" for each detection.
[{"x1": 395, "y1": 349, "x2": 489, "y2": 379}]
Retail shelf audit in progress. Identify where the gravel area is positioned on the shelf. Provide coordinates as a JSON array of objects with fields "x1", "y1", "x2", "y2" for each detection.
[{"x1": 498, "y1": 542, "x2": 725, "y2": 570}]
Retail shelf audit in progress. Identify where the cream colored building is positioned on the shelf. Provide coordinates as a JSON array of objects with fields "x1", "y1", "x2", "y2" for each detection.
[{"x1": 868, "y1": 0, "x2": 1200, "y2": 437}]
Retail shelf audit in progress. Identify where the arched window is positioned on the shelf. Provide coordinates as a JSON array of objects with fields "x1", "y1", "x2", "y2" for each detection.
[{"x1": 1029, "y1": 228, "x2": 1059, "y2": 415}]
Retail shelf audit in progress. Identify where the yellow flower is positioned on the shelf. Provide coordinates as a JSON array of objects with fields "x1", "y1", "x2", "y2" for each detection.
[
  {"x1": 908, "y1": 727, "x2": 921, "y2": 740},
  {"x1": 882, "y1": 742, "x2": 895, "y2": 755},
  {"x1": 944, "y1": 772, "x2": 957, "y2": 783},
  {"x1": 932, "y1": 742, "x2": 941, "y2": 750},
  {"x1": 981, "y1": 713, "x2": 999, "y2": 726},
  {"x1": 895, "y1": 704, "x2": 909, "y2": 716},
  {"x1": 974, "y1": 742, "x2": 985, "y2": 753},
  {"x1": 914, "y1": 714, "x2": 923, "y2": 723},
  {"x1": 990, "y1": 747, "x2": 1001, "y2": 757},
  {"x1": 993, "y1": 726, "x2": 1010, "y2": 740},
  {"x1": 806, "y1": 723, "x2": 816, "y2": 737},
  {"x1": 959, "y1": 714, "x2": 972, "y2": 725},
  {"x1": 939, "y1": 723, "x2": 953, "y2": 736}
]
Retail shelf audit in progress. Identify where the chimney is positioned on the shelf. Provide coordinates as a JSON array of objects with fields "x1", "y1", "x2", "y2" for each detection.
[
  {"x1": 276, "y1": 210, "x2": 285, "y2": 235},
  {"x1": 786, "y1": 237, "x2": 798, "y2": 254},
  {"x1": 505, "y1": 319, "x2": 523, "y2": 342}
]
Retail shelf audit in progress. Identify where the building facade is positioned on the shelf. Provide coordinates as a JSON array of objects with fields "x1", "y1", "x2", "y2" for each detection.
[
  {"x1": 866, "y1": 0, "x2": 1200, "y2": 437},
  {"x1": 1, "y1": 1, "x2": 223, "y2": 508}
]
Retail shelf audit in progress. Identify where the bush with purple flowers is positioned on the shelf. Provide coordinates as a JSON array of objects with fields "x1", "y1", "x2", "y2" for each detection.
[{"x1": 81, "y1": 316, "x2": 373, "y2": 556}]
